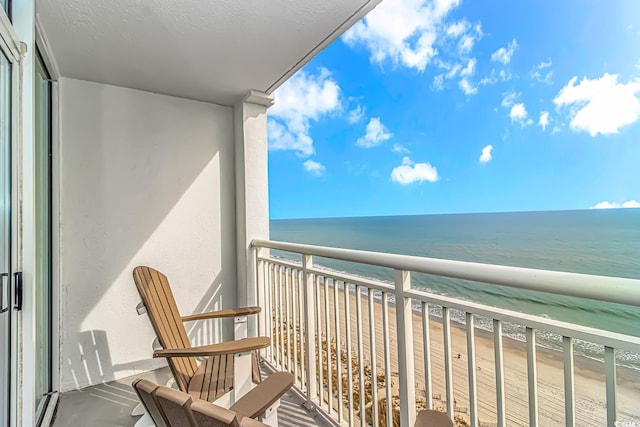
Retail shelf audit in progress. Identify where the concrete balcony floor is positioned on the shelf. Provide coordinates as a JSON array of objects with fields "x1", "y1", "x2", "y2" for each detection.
[{"x1": 52, "y1": 367, "x2": 328, "y2": 427}]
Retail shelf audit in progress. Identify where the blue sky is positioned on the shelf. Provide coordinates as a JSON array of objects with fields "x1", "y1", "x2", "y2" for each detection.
[{"x1": 267, "y1": 0, "x2": 640, "y2": 219}]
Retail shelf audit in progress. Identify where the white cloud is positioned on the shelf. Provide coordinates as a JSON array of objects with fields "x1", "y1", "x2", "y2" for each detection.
[
  {"x1": 342, "y1": 0, "x2": 462, "y2": 71},
  {"x1": 491, "y1": 39, "x2": 518, "y2": 64},
  {"x1": 457, "y1": 24, "x2": 482, "y2": 54},
  {"x1": 392, "y1": 143, "x2": 410, "y2": 154},
  {"x1": 458, "y1": 34, "x2": 475, "y2": 54},
  {"x1": 269, "y1": 68, "x2": 341, "y2": 156},
  {"x1": 539, "y1": 111, "x2": 550, "y2": 131},
  {"x1": 357, "y1": 117, "x2": 393, "y2": 148},
  {"x1": 446, "y1": 20, "x2": 469, "y2": 38},
  {"x1": 510, "y1": 103, "x2": 529, "y2": 123},
  {"x1": 553, "y1": 73, "x2": 640, "y2": 136},
  {"x1": 479, "y1": 144, "x2": 493, "y2": 163},
  {"x1": 501, "y1": 91, "x2": 520, "y2": 108},
  {"x1": 501, "y1": 92, "x2": 531, "y2": 126},
  {"x1": 530, "y1": 58, "x2": 553, "y2": 84},
  {"x1": 591, "y1": 200, "x2": 640, "y2": 209},
  {"x1": 432, "y1": 74, "x2": 445, "y2": 91},
  {"x1": 480, "y1": 67, "x2": 513, "y2": 85},
  {"x1": 303, "y1": 159, "x2": 326, "y2": 176},
  {"x1": 347, "y1": 105, "x2": 366, "y2": 124},
  {"x1": 445, "y1": 63, "x2": 462, "y2": 78},
  {"x1": 460, "y1": 58, "x2": 476, "y2": 77},
  {"x1": 459, "y1": 78, "x2": 477, "y2": 95},
  {"x1": 391, "y1": 156, "x2": 439, "y2": 184}
]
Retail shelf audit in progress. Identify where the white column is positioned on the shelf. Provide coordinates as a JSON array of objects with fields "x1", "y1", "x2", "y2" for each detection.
[{"x1": 233, "y1": 91, "x2": 273, "y2": 338}]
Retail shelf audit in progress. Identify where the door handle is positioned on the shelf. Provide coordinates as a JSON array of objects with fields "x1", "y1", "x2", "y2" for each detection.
[
  {"x1": 0, "y1": 272, "x2": 8, "y2": 313},
  {"x1": 13, "y1": 272, "x2": 22, "y2": 311}
]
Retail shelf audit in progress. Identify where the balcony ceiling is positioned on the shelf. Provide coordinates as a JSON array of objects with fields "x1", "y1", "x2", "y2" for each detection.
[{"x1": 37, "y1": 0, "x2": 380, "y2": 106}]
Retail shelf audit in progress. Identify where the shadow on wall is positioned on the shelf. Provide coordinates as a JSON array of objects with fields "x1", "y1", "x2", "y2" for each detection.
[
  {"x1": 67, "y1": 273, "x2": 232, "y2": 389},
  {"x1": 60, "y1": 79, "x2": 237, "y2": 391}
]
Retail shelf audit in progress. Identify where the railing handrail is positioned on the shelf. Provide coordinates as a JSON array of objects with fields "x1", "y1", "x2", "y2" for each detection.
[
  {"x1": 252, "y1": 239, "x2": 640, "y2": 307},
  {"x1": 259, "y1": 250, "x2": 640, "y2": 353}
]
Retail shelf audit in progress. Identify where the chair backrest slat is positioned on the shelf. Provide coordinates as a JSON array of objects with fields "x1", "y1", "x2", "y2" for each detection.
[
  {"x1": 132, "y1": 378, "x2": 169, "y2": 427},
  {"x1": 154, "y1": 386, "x2": 199, "y2": 427},
  {"x1": 133, "y1": 266, "x2": 198, "y2": 391},
  {"x1": 191, "y1": 399, "x2": 241, "y2": 427}
]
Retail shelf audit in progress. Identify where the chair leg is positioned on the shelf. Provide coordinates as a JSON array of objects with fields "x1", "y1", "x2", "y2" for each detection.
[
  {"x1": 259, "y1": 401, "x2": 280, "y2": 427},
  {"x1": 133, "y1": 412, "x2": 155, "y2": 427},
  {"x1": 131, "y1": 402, "x2": 145, "y2": 416},
  {"x1": 232, "y1": 351, "x2": 253, "y2": 404}
]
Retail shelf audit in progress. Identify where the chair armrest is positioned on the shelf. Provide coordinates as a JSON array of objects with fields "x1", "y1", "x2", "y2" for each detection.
[
  {"x1": 239, "y1": 418, "x2": 269, "y2": 427},
  {"x1": 230, "y1": 372, "x2": 294, "y2": 419},
  {"x1": 153, "y1": 337, "x2": 270, "y2": 358},
  {"x1": 181, "y1": 306, "x2": 261, "y2": 322}
]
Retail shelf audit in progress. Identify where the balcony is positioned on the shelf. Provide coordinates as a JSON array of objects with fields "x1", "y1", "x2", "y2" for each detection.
[{"x1": 252, "y1": 239, "x2": 640, "y2": 427}]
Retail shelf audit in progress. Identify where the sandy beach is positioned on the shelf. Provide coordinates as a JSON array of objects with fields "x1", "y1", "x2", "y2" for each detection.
[{"x1": 272, "y1": 282, "x2": 640, "y2": 426}]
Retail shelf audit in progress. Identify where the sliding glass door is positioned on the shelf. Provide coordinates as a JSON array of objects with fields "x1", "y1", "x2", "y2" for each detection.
[
  {"x1": 0, "y1": 50, "x2": 12, "y2": 427},
  {"x1": 34, "y1": 48, "x2": 52, "y2": 423}
]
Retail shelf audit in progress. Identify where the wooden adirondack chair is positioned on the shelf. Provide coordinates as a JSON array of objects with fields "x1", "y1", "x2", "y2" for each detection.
[
  {"x1": 132, "y1": 373, "x2": 294, "y2": 427},
  {"x1": 132, "y1": 266, "x2": 269, "y2": 407}
]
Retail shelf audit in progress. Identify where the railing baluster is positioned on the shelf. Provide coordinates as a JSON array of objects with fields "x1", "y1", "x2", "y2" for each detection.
[
  {"x1": 291, "y1": 270, "x2": 298, "y2": 382},
  {"x1": 604, "y1": 346, "x2": 617, "y2": 427},
  {"x1": 299, "y1": 270, "x2": 306, "y2": 387},
  {"x1": 333, "y1": 280, "x2": 344, "y2": 422},
  {"x1": 285, "y1": 268, "x2": 292, "y2": 372},
  {"x1": 355, "y1": 285, "x2": 366, "y2": 425},
  {"x1": 563, "y1": 336, "x2": 575, "y2": 427},
  {"x1": 466, "y1": 313, "x2": 478, "y2": 427},
  {"x1": 526, "y1": 327, "x2": 538, "y2": 427},
  {"x1": 395, "y1": 270, "x2": 416, "y2": 427},
  {"x1": 265, "y1": 261, "x2": 272, "y2": 361},
  {"x1": 494, "y1": 319, "x2": 505, "y2": 427},
  {"x1": 280, "y1": 267, "x2": 287, "y2": 370},
  {"x1": 382, "y1": 292, "x2": 392, "y2": 427},
  {"x1": 278, "y1": 265, "x2": 284, "y2": 369},
  {"x1": 268, "y1": 263, "x2": 274, "y2": 363},
  {"x1": 368, "y1": 288, "x2": 379, "y2": 427},
  {"x1": 443, "y1": 307, "x2": 454, "y2": 418},
  {"x1": 256, "y1": 254, "x2": 265, "y2": 356},
  {"x1": 344, "y1": 283, "x2": 354, "y2": 426},
  {"x1": 324, "y1": 276, "x2": 333, "y2": 414},
  {"x1": 303, "y1": 255, "x2": 317, "y2": 406},
  {"x1": 315, "y1": 274, "x2": 323, "y2": 408},
  {"x1": 422, "y1": 302, "x2": 432, "y2": 409}
]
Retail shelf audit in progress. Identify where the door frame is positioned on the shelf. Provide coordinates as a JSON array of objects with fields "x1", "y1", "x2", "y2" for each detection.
[
  {"x1": 0, "y1": 4, "x2": 22, "y2": 425},
  {"x1": 34, "y1": 16, "x2": 60, "y2": 426},
  {"x1": 0, "y1": 4, "x2": 22, "y2": 427}
]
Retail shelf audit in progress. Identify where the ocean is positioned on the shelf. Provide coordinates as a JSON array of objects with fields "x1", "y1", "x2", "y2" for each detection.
[{"x1": 270, "y1": 208, "x2": 640, "y2": 369}]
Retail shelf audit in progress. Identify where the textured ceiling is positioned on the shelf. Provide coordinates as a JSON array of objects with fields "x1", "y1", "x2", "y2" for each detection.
[{"x1": 38, "y1": 0, "x2": 379, "y2": 105}]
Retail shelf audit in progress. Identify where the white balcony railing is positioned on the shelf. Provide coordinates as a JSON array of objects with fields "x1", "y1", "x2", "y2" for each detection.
[{"x1": 252, "y1": 239, "x2": 640, "y2": 427}]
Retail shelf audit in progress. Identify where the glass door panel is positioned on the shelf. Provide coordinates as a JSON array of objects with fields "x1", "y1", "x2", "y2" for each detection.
[
  {"x1": 0, "y1": 50, "x2": 11, "y2": 427},
  {"x1": 0, "y1": 1, "x2": 8, "y2": 19},
  {"x1": 34, "y1": 50, "x2": 52, "y2": 420}
]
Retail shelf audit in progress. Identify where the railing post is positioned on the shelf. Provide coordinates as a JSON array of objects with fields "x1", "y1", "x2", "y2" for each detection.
[
  {"x1": 256, "y1": 246, "x2": 268, "y2": 357},
  {"x1": 303, "y1": 255, "x2": 317, "y2": 408},
  {"x1": 395, "y1": 269, "x2": 416, "y2": 427}
]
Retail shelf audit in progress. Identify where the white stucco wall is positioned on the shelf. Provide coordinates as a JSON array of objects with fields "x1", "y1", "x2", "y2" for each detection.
[{"x1": 58, "y1": 78, "x2": 237, "y2": 391}]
